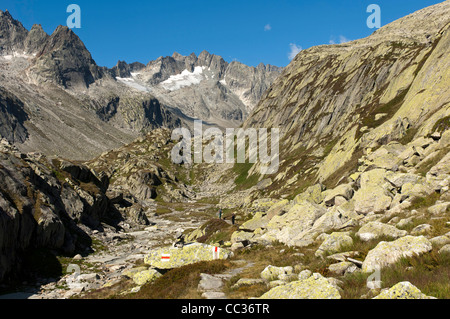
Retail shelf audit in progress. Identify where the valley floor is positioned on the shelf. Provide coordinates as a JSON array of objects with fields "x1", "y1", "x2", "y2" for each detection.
[{"x1": 1, "y1": 173, "x2": 449, "y2": 300}]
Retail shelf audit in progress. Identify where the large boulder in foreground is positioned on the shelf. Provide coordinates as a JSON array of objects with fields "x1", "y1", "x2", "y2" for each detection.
[
  {"x1": 293, "y1": 184, "x2": 324, "y2": 204},
  {"x1": 362, "y1": 236, "x2": 432, "y2": 273},
  {"x1": 144, "y1": 243, "x2": 232, "y2": 269},
  {"x1": 373, "y1": 282, "x2": 435, "y2": 299},
  {"x1": 259, "y1": 273, "x2": 341, "y2": 299}
]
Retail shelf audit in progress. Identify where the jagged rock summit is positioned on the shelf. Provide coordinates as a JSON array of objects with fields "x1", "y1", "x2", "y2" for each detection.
[
  {"x1": 0, "y1": 9, "x2": 29, "y2": 54},
  {"x1": 30, "y1": 25, "x2": 103, "y2": 89}
]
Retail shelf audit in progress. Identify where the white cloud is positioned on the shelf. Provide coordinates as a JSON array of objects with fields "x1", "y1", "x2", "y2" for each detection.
[
  {"x1": 329, "y1": 35, "x2": 352, "y2": 45},
  {"x1": 264, "y1": 24, "x2": 272, "y2": 31},
  {"x1": 339, "y1": 35, "x2": 351, "y2": 44},
  {"x1": 288, "y1": 43, "x2": 302, "y2": 60}
]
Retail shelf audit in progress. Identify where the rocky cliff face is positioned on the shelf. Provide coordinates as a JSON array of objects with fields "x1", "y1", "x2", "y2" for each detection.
[
  {"x1": 109, "y1": 61, "x2": 146, "y2": 79},
  {"x1": 23, "y1": 24, "x2": 49, "y2": 54},
  {"x1": 0, "y1": 10, "x2": 99, "y2": 90},
  {"x1": 0, "y1": 87, "x2": 29, "y2": 144},
  {"x1": 0, "y1": 126, "x2": 199, "y2": 283},
  {"x1": 0, "y1": 140, "x2": 115, "y2": 282}
]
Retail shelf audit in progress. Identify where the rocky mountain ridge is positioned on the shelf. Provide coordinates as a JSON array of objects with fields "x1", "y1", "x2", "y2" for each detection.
[
  {"x1": 111, "y1": 50, "x2": 283, "y2": 127},
  {"x1": 0, "y1": 9, "x2": 281, "y2": 160},
  {"x1": 0, "y1": 10, "x2": 182, "y2": 159}
]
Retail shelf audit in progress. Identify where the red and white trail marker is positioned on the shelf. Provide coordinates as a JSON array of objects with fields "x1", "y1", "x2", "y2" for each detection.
[
  {"x1": 212, "y1": 246, "x2": 220, "y2": 260},
  {"x1": 161, "y1": 254, "x2": 171, "y2": 262}
]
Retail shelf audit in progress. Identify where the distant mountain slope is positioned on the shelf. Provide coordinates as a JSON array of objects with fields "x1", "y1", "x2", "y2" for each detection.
[{"x1": 236, "y1": 0, "x2": 450, "y2": 197}]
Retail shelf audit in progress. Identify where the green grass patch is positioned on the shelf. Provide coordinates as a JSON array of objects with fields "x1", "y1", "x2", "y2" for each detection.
[
  {"x1": 415, "y1": 147, "x2": 449, "y2": 177},
  {"x1": 381, "y1": 250, "x2": 450, "y2": 299},
  {"x1": 75, "y1": 278, "x2": 134, "y2": 299},
  {"x1": 224, "y1": 277, "x2": 270, "y2": 299},
  {"x1": 409, "y1": 192, "x2": 441, "y2": 210},
  {"x1": 233, "y1": 162, "x2": 260, "y2": 190},
  {"x1": 123, "y1": 260, "x2": 232, "y2": 299},
  {"x1": 155, "y1": 205, "x2": 172, "y2": 215},
  {"x1": 395, "y1": 211, "x2": 448, "y2": 239},
  {"x1": 195, "y1": 219, "x2": 238, "y2": 244},
  {"x1": 397, "y1": 126, "x2": 419, "y2": 145},
  {"x1": 285, "y1": 180, "x2": 313, "y2": 201},
  {"x1": 91, "y1": 238, "x2": 107, "y2": 252},
  {"x1": 322, "y1": 147, "x2": 363, "y2": 190},
  {"x1": 51, "y1": 169, "x2": 67, "y2": 183},
  {"x1": 432, "y1": 115, "x2": 450, "y2": 134},
  {"x1": 322, "y1": 138, "x2": 339, "y2": 158},
  {"x1": 359, "y1": 86, "x2": 411, "y2": 133},
  {"x1": 207, "y1": 228, "x2": 239, "y2": 245},
  {"x1": 353, "y1": 83, "x2": 412, "y2": 143},
  {"x1": 339, "y1": 271, "x2": 372, "y2": 299}
]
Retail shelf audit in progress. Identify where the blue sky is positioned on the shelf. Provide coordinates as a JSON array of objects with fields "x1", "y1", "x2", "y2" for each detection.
[{"x1": 1, "y1": 0, "x2": 444, "y2": 68}]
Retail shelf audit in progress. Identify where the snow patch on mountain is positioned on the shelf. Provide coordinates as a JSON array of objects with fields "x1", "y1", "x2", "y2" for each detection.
[
  {"x1": 1, "y1": 51, "x2": 32, "y2": 60},
  {"x1": 116, "y1": 76, "x2": 150, "y2": 92},
  {"x1": 160, "y1": 66, "x2": 205, "y2": 91}
]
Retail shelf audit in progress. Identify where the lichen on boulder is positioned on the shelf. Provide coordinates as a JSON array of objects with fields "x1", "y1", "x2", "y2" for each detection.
[
  {"x1": 259, "y1": 273, "x2": 341, "y2": 299},
  {"x1": 315, "y1": 232, "x2": 353, "y2": 258},
  {"x1": 132, "y1": 269, "x2": 162, "y2": 286},
  {"x1": 373, "y1": 282, "x2": 435, "y2": 299},
  {"x1": 260, "y1": 265, "x2": 294, "y2": 282},
  {"x1": 356, "y1": 221, "x2": 407, "y2": 241},
  {"x1": 362, "y1": 236, "x2": 432, "y2": 273},
  {"x1": 262, "y1": 200, "x2": 327, "y2": 247},
  {"x1": 240, "y1": 211, "x2": 269, "y2": 231},
  {"x1": 353, "y1": 169, "x2": 393, "y2": 214}
]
